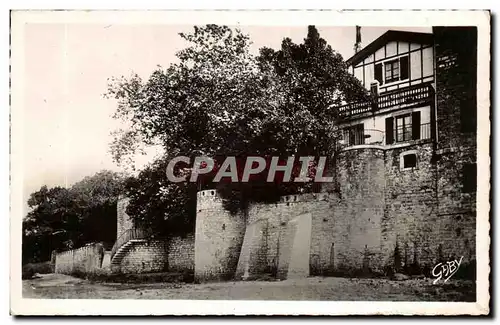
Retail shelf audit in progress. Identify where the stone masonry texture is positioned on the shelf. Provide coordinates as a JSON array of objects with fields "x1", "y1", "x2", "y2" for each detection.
[
  {"x1": 432, "y1": 26, "x2": 477, "y2": 264},
  {"x1": 54, "y1": 243, "x2": 105, "y2": 275},
  {"x1": 111, "y1": 198, "x2": 195, "y2": 274},
  {"x1": 117, "y1": 197, "x2": 134, "y2": 240},
  {"x1": 195, "y1": 190, "x2": 246, "y2": 281}
]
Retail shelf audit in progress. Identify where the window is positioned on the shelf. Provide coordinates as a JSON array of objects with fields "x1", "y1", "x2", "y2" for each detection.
[
  {"x1": 386, "y1": 111, "x2": 422, "y2": 144},
  {"x1": 399, "y1": 151, "x2": 418, "y2": 170},
  {"x1": 462, "y1": 163, "x2": 477, "y2": 193},
  {"x1": 395, "y1": 114, "x2": 412, "y2": 142},
  {"x1": 385, "y1": 59, "x2": 400, "y2": 83},
  {"x1": 344, "y1": 124, "x2": 365, "y2": 146},
  {"x1": 375, "y1": 55, "x2": 409, "y2": 85},
  {"x1": 403, "y1": 154, "x2": 417, "y2": 168}
]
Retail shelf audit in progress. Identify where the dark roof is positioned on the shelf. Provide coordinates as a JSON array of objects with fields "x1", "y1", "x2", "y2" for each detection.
[{"x1": 346, "y1": 30, "x2": 434, "y2": 66}]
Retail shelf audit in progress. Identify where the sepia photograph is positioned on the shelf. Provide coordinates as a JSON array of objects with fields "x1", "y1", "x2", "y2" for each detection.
[{"x1": 9, "y1": 10, "x2": 490, "y2": 316}]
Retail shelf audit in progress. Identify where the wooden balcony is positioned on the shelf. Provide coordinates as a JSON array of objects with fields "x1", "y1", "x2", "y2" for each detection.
[{"x1": 338, "y1": 82, "x2": 435, "y2": 119}]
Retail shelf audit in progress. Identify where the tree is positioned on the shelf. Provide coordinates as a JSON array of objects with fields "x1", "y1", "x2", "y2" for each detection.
[
  {"x1": 22, "y1": 170, "x2": 126, "y2": 264},
  {"x1": 257, "y1": 26, "x2": 368, "y2": 157},
  {"x1": 123, "y1": 156, "x2": 196, "y2": 237},
  {"x1": 106, "y1": 25, "x2": 367, "y2": 230},
  {"x1": 71, "y1": 170, "x2": 127, "y2": 245},
  {"x1": 107, "y1": 25, "x2": 277, "y2": 161}
]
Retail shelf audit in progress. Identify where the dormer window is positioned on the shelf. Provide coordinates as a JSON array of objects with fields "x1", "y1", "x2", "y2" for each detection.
[{"x1": 375, "y1": 55, "x2": 409, "y2": 85}]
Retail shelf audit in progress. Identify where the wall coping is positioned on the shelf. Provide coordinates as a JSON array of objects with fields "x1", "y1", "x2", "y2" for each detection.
[
  {"x1": 278, "y1": 192, "x2": 336, "y2": 204},
  {"x1": 55, "y1": 243, "x2": 103, "y2": 257},
  {"x1": 197, "y1": 189, "x2": 218, "y2": 198},
  {"x1": 342, "y1": 144, "x2": 386, "y2": 152},
  {"x1": 342, "y1": 138, "x2": 433, "y2": 152},
  {"x1": 197, "y1": 190, "x2": 337, "y2": 205}
]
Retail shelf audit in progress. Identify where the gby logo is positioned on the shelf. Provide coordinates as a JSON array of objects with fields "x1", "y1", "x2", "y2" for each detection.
[
  {"x1": 431, "y1": 256, "x2": 464, "y2": 284},
  {"x1": 165, "y1": 156, "x2": 334, "y2": 183}
]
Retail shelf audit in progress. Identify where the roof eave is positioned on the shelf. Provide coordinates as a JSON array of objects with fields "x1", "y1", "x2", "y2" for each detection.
[{"x1": 346, "y1": 30, "x2": 434, "y2": 67}]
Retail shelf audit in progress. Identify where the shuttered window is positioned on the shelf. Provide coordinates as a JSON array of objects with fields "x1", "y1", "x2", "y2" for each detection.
[
  {"x1": 375, "y1": 63, "x2": 383, "y2": 85},
  {"x1": 388, "y1": 111, "x2": 422, "y2": 144},
  {"x1": 411, "y1": 111, "x2": 421, "y2": 140},
  {"x1": 385, "y1": 117, "x2": 394, "y2": 144},
  {"x1": 380, "y1": 55, "x2": 410, "y2": 84},
  {"x1": 400, "y1": 55, "x2": 409, "y2": 80}
]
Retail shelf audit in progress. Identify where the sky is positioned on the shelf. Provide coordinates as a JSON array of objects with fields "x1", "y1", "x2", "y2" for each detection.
[{"x1": 21, "y1": 24, "x2": 431, "y2": 212}]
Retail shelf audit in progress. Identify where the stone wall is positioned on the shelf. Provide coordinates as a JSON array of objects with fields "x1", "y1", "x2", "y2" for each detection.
[
  {"x1": 118, "y1": 240, "x2": 169, "y2": 273},
  {"x1": 195, "y1": 140, "x2": 476, "y2": 281},
  {"x1": 335, "y1": 147, "x2": 386, "y2": 272},
  {"x1": 382, "y1": 142, "x2": 438, "y2": 269},
  {"x1": 117, "y1": 197, "x2": 134, "y2": 240},
  {"x1": 54, "y1": 243, "x2": 105, "y2": 275},
  {"x1": 101, "y1": 251, "x2": 111, "y2": 270},
  {"x1": 235, "y1": 218, "x2": 269, "y2": 279},
  {"x1": 232, "y1": 188, "x2": 386, "y2": 280},
  {"x1": 431, "y1": 26, "x2": 477, "y2": 264},
  {"x1": 112, "y1": 235, "x2": 196, "y2": 274},
  {"x1": 433, "y1": 150, "x2": 476, "y2": 264},
  {"x1": 234, "y1": 193, "x2": 334, "y2": 280},
  {"x1": 218, "y1": 139, "x2": 474, "y2": 280},
  {"x1": 195, "y1": 190, "x2": 246, "y2": 282},
  {"x1": 433, "y1": 26, "x2": 477, "y2": 151},
  {"x1": 247, "y1": 194, "x2": 334, "y2": 279},
  {"x1": 113, "y1": 197, "x2": 195, "y2": 274},
  {"x1": 168, "y1": 234, "x2": 195, "y2": 272}
]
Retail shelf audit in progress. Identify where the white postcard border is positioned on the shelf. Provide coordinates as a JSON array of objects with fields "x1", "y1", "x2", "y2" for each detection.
[{"x1": 9, "y1": 9, "x2": 490, "y2": 316}]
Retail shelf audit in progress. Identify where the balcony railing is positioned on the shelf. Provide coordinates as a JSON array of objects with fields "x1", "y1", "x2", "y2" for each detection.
[
  {"x1": 342, "y1": 123, "x2": 432, "y2": 148},
  {"x1": 341, "y1": 129, "x2": 385, "y2": 146},
  {"x1": 338, "y1": 82, "x2": 435, "y2": 118},
  {"x1": 338, "y1": 101, "x2": 371, "y2": 118},
  {"x1": 394, "y1": 123, "x2": 432, "y2": 143}
]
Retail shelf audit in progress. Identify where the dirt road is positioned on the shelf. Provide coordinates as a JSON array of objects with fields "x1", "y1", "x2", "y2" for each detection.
[{"x1": 22, "y1": 273, "x2": 475, "y2": 301}]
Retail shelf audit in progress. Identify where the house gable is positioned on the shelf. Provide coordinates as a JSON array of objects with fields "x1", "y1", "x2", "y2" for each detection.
[{"x1": 347, "y1": 30, "x2": 435, "y2": 93}]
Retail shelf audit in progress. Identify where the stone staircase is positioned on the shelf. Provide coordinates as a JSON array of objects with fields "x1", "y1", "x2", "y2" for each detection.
[{"x1": 110, "y1": 229, "x2": 148, "y2": 273}]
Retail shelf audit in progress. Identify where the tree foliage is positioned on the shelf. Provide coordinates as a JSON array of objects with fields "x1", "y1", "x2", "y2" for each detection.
[
  {"x1": 22, "y1": 170, "x2": 126, "y2": 264},
  {"x1": 107, "y1": 25, "x2": 368, "y2": 234},
  {"x1": 123, "y1": 156, "x2": 197, "y2": 237}
]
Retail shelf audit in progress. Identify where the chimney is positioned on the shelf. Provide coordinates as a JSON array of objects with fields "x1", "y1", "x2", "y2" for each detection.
[{"x1": 354, "y1": 26, "x2": 362, "y2": 53}]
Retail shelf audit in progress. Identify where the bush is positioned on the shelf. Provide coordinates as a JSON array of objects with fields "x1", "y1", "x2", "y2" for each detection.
[
  {"x1": 22, "y1": 266, "x2": 35, "y2": 280},
  {"x1": 322, "y1": 264, "x2": 384, "y2": 279},
  {"x1": 22, "y1": 261, "x2": 54, "y2": 279},
  {"x1": 70, "y1": 269, "x2": 195, "y2": 284}
]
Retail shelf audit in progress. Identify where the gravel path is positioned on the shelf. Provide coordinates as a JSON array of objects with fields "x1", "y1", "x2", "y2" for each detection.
[{"x1": 23, "y1": 273, "x2": 475, "y2": 301}]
